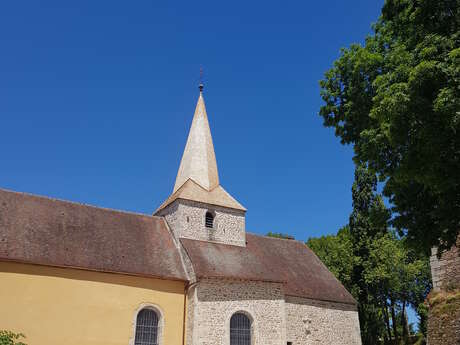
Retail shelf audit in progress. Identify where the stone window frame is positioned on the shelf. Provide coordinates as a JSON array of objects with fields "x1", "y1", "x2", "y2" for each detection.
[
  {"x1": 225, "y1": 308, "x2": 256, "y2": 345},
  {"x1": 129, "y1": 303, "x2": 164, "y2": 345}
]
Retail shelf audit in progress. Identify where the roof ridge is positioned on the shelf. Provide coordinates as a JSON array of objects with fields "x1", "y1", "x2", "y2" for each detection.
[
  {"x1": 187, "y1": 177, "x2": 209, "y2": 192},
  {"x1": 0, "y1": 187, "x2": 157, "y2": 219}
]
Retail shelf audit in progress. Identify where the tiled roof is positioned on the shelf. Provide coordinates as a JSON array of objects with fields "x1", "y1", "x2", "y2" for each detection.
[
  {"x1": 0, "y1": 188, "x2": 188, "y2": 281},
  {"x1": 181, "y1": 233, "x2": 357, "y2": 305},
  {"x1": 0, "y1": 186, "x2": 356, "y2": 305},
  {"x1": 156, "y1": 179, "x2": 246, "y2": 213}
]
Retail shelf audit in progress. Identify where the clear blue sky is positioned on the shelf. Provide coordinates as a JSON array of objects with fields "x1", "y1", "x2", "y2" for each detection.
[{"x1": 0, "y1": 1, "x2": 384, "y2": 239}]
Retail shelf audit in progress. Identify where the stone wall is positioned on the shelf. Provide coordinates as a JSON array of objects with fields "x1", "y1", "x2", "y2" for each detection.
[
  {"x1": 159, "y1": 199, "x2": 246, "y2": 247},
  {"x1": 427, "y1": 289, "x2": 460, "y2": 345},
  {"x1": 285, "y1": 295, "x2": 361, "y2": 345},
  {"x1": 186, "y1": 278, "x2": 362, "y2": 345},
  {"x1": 189, "y1": 278, "x2": 285, "y2": 345},
  {"x1": 428, "y1": 236, "x2": 460, "y2": 345},
  {"x1": 430, "y1": 236, "x2": 460, "y2": 291}
]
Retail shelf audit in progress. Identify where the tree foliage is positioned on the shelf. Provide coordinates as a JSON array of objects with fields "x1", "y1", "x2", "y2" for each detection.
[
  {"x1": 0, "y1": 331, "x2": 26, "y2": 345},
  {"x1": 364, "y1": 232, "x2": 431, "y2": 344},
  {"x1": 266, "y1": 232, "x2": 295, "y2": 240},
  {"x1": 307, "y1": 226, "x2": 354, "y2": 292},
  {"x1": 307, "y1": 165, "x2": 431, "y2": 345},
  {"x1": 319, "y1": 0, "x2": 460, "y2": 253}
]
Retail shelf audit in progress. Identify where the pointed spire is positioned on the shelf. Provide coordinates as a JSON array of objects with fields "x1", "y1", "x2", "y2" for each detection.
[{"x1": 173, "y1": 91, "x2": 219, "y2": 193}]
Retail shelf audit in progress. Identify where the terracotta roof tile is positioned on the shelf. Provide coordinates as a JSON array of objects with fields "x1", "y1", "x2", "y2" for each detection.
[
  {"x1": 181, "y1": 233, "x2": 357, "y2": 305},
  {"x1": 0, "y1": 188, "x2": 187, "y2": 281}
]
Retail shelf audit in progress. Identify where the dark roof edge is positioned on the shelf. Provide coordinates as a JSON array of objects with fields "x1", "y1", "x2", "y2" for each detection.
[
  {"x1": 0, "y1": 257, "x2": 189, "y2": 283},
  {"x1": 285, "y1": 293, "x2": 358, "y2": 307},
  {"x1": 195, "y1": 274, "x2": 285, "y2": 284},
  {"x1": 193, "y1": 275, "x2": 357, "y2": 305}
]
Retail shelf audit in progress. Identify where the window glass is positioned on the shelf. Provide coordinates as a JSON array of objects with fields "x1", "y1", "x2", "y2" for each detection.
[{"x1": 135, "y1": 309, "x2": 159, "y2": 345}]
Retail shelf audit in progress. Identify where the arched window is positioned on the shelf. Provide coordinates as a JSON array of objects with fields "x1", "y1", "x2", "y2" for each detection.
[
  {"x1": 230, "y1": 313, "x2": 251, "y2": 345},
  {"x1": 205, "y1": 211, "x2": 214, "y2": 229},
  {"x1": 134, "y1": 308, "x2": 159, "y2": 345}
]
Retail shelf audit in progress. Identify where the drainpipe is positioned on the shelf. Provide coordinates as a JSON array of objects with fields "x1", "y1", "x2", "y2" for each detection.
[{"x1": 182, "y1": 281, "x2": 198, "y2": 345}]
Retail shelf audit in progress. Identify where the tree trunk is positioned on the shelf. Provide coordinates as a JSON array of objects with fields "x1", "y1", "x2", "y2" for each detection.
[
  {"x1": 390, "y1": 299, "x2": 399, "y2": 345},
  {"x1": 401, "y1": 301, "x2": 409, "y2": 343},
  {"x1": 382, "y1": 300, "x2": 392, "y2": 343}
]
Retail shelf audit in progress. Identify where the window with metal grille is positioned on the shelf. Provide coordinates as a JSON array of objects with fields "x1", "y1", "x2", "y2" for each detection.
[
  {"x1": 230, "y1": 313, "x2": 251, "y2": 345},
  {"x1": 134, "y1": 308, "x2": 159, "y2": 345},
  {"x1": 205, "y1": 211, "x2": 214, "y2": 229}
]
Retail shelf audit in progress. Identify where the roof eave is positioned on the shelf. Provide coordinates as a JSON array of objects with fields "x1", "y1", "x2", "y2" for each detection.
[{"x1": 0, "y1": 257, "x2": 189, "y2": 283}]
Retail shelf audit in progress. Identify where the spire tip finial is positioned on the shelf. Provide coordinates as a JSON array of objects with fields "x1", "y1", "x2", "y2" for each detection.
[{"x1": 199, "y1": 66, "x2": 204, "y2": 93}]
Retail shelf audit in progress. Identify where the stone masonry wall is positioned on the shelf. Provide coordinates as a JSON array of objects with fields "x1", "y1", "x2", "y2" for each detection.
[
  {"x1": 189, "y1": 278, "x2": 285, "y2": 345},
  {"x1": 430, "y1": 236, "x2": 460, "y2": 291},
  {"x1": 285, "y1": 295, "x2": 361, "y2": 345},
  {"x1": 427, "y1": 290, "x2": 460, "y2": 345},
  {"x1": 428, "y1": 235, "x2": 460, "y2": 345},
  {"x1": 159, "y1": 199, "x2": 246, "y2": 246}
]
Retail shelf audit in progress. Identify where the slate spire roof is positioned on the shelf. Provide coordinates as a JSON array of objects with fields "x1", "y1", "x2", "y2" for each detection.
[{"x1": 156, "y1": 90, "x2": 245, "y2": 212}]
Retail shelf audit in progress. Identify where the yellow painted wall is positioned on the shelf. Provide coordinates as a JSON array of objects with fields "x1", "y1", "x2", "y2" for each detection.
[{"x1": 0, "y1": 261, "x2": 186, "y2": 345}]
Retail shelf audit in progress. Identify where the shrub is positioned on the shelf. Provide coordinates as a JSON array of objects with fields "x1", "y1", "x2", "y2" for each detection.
[{"x1": 0, "y1": 331, "x2": 26, "y2": 345}]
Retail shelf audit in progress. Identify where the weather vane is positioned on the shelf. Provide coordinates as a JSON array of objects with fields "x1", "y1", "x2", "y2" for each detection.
[{"x1": 199, "y1": 66, "x2": 204, "y2": 92}]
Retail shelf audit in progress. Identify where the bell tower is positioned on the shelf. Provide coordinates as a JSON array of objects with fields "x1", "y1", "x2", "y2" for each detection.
[{"x1": 155, "y1": 86, "x2": 246, "y2": 246}]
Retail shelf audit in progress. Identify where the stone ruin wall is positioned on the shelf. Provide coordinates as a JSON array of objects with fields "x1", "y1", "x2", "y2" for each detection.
[
  {"x1": 430, "y1": 236, "x2": 460, "y2": 291},
  {"x1": 428, "y1": 235, "x2": 460, "y2": 345}
]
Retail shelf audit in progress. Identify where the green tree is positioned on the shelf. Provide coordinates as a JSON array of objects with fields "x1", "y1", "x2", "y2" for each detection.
[
  {"x1": 307, "y1": 226, "x2": 355, "y2": 293},
  {"x1": 0, "y1": 331, "x2": 26, "y2": 345},
  {"x1": 364, "y1": 232, "x2": 431, "y2": 343},
  {"x1": 265, "y1": 232, "x2": 295, "y2": 240},
  {"x1": 319, "y1": 0, "x2": 460, "y2": 253},
  {"x1": 308, "y1": 164, "x2": 431, "y2": 344},
  {"x1": 349, "y1": 164, "x2": 390, "y2": 345}
]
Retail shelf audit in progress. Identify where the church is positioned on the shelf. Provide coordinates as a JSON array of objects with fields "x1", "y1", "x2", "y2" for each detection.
[{"x1": 0, "y1": 86, "x2": 361, "y2": 345}]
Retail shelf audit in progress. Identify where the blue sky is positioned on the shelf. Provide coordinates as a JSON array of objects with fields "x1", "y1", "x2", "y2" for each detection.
[
  {"x1": 0, "y1": 1, "x2": 386, "y2": 239},
  {"x1": 0, "y1": 0, "x2": 385, "y2": 240}
]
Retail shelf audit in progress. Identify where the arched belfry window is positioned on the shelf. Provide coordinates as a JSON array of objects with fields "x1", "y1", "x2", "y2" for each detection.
[
  {"x1": 205, "y1": 211, "x2": 215, "y2": 229},
  {"x1": 134, "y1": 308, "x2": 159, "y2": 345},
  {"x1": 230, "y1": 313, "x2": 251, "y2": 345}
]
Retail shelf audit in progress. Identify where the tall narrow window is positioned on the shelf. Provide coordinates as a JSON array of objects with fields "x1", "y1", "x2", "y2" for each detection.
[
  {"x1": 134, "y1": 308, "x2": 159, "y2": 345},
  {"x1": 205, "y1": 211, "x2": 214, "y2": 229},
  {"x1": 230, "y1": 313, "x2": 251, "y2": 345}
]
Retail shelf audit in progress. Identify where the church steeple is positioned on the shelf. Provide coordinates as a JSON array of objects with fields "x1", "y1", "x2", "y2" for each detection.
[
  {"x1": 173, "y1": 90, "x2": 219, "y2": 193},
  {"x1": 156, "y1": 85, "x2": 246, "y2": 246}
]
